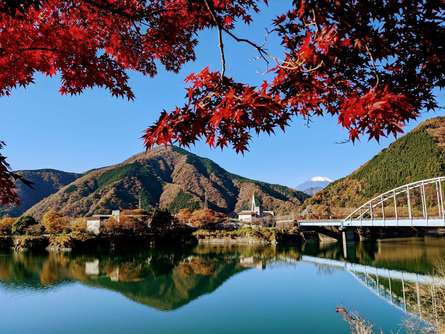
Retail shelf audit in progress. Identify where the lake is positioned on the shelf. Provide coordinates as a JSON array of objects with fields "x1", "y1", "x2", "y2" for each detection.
[{"x1": 0, "y1": 237, "x2": 444, "y2": 334}]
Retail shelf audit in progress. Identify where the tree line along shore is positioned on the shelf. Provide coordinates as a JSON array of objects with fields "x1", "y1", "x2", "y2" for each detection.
[{"x1": 0, "y1": 208, "x2": 306, "y2": 252}]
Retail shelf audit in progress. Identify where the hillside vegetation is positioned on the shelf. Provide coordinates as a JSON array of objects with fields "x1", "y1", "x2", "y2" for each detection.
[
  {"x1": 304, "y1": 117, "x2": 445, "y2": 218},
  {"x1": 26, "y1": 146, "x2": 308, "y2": 219},
  {"x1": 0, "y1": 169, "x2": 80, "y2": 217}
]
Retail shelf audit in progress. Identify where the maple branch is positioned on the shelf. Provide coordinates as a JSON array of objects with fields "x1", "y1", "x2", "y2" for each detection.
[
  {"x1": 203, "y1": 0, "x2": 270, "y2": 76},
  {"x1": 221, "y1": 27, "x2": 269, "y2": 64},
  {"x1": 18, "y1": 47, "x2": 61, "y2": 53},
  {"x1": 82, "y1": 0, "x2": 137, "y2": 20},
  {"x1": 365, "y1": 44, "x2": 380, "y2": 87},
  {"x1": 203, "y1": 0, "x2": 226, "y2": 78}
]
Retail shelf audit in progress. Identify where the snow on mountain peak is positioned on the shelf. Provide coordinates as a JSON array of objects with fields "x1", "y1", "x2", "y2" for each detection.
[{"x1": 309, "y1": 176, "x2": 332, "y2": 182}]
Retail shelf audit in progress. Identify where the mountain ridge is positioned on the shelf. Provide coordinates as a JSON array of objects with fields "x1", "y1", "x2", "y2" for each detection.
[
  {"x1": 25, "y1": 146, "x2": 309, "y2": 219},
  {"x1": 0, "y1": 169, "x2": 81, "y2": 217},
  {"x1": 304, "y1": 116, "x2": 445, "y2": 217}
]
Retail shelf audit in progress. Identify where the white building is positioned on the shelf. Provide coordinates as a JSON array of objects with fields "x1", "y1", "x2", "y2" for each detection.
[
  {"x1": 238, "y1": 193, "x2": 274, "y2": 224},
  {"x1": 86, "y1": 210, "x2": 120, "y2": 235}
]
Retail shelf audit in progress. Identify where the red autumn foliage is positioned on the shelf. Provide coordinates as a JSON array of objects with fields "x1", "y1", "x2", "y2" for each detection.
[
  {"x1": 0, "y1": 0, "x2": 262, "y2": 99},
  {"x1": 0, "y1": 141, "x2": 17, "y2": 205},
  {"x1": 0, "y1": 141, "x2": 33, "y2": 205},
  {"x1": 144, "y1": 67, "x2": 285, "y2": 152},
  {"x1": 0, "y1": 1, "x2": 444, "y2": 203},
  {"x1": 0, "y1": 0, "x2": 263, "y2": 203},
  {"x1": 146, "y1": 1, "x2": 443, "y2": 150}
]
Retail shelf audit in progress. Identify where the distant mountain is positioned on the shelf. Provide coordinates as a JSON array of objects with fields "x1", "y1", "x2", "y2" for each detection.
[
  {"x1": 296, "y1": 176, "x2": 332, "y2": 195},
  {"x1": 304, "y1": 116, "x2": 445, "y2": 218},
  {"x1": 26, "y1": 146, "x2": 309, "y2": 219},
  {"x1": 0, "y1": 169, "x2": 80, "y2": 217}
]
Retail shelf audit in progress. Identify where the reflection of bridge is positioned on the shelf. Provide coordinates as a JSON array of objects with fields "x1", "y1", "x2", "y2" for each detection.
[
  {"x1": 277, "y1": 177, "x2": 445, "y2": 228},
  {"x1": 302, "y1": 256, "x2": 445, "y2": 286},
  {"x1": 302, "y1": 256, "x2": 445, "y2": 323}
]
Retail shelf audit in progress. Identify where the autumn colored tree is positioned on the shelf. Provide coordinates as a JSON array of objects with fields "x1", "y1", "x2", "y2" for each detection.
[
  {"x1": 102, "y1": 217, "x2": 120, "y2": 234},
  {"x1": 176, "y1": 208, "x2": 193, "y2": 223},
  {"x1": 70, "y1": 217, "x2": 87, "y2": 232},
  {"x1": 0, "y1": 142, "x2": 16, "y2": 205},
  {"x1": 145, "y1": 1, "x2": 444, "y2": 151},
  {"x1": 189, "y1": 208, "x2": 225, "y2": 228},
  {"x1": 42, "y1": 210, "x2": 71, "y2": 233},
  {"x1": 120, "y1": 215, "x2": 147, "y2": 233},
  {"x1": 0, "y1": 1, "x2": 444, "y2": 204},
  {"x1": 11, "y1": 215, "x2": 38, "y2": 234},
  {"x1": 0, "y1": 216, "x2": 15, "y2": 234},
  {"x1": 0, "y1": 142, "x2": 32, "y2": 205}
]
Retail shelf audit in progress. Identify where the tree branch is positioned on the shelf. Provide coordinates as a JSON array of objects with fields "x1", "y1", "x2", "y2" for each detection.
[
  {"x1": 82, "y1": 0, "x2": 137, "y2": 20},
  {"x1": 203, "y1": 0, "x2": 226, "y2": 78},
  {"x1": 221, "y1": 27, "x2": 269, "y2": 64}
]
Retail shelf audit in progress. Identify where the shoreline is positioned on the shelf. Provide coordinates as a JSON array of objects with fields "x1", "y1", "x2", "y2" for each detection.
[{"x1": 1, "y1": 225, "x2": 443, "y2": 253}]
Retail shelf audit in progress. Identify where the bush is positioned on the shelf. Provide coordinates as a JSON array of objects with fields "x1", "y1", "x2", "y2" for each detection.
[
  {"x1": 0, "y1": 217, "x2": 16, "y2": 234},
  {"x1": 12, "y1": 215, "x2": 38, "y2": 235}
]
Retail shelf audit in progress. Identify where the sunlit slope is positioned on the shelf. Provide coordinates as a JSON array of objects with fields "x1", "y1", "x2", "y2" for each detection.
[
  {"x1": 26, "y1": 146, "x2": 308, "y2": 218},
  {"x1": 304, "y1": 117, "x2": 445, "y2": 217}
]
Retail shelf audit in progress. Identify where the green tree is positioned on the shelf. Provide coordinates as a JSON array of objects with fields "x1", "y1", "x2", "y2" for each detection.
[{"x1": 12, "y1": 215, "x2": 38, "y2": 235}]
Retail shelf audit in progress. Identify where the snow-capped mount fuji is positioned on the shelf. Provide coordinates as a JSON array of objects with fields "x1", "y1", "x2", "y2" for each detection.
[{"x1": 296, "y1": 176, "x2": 332, "y2": 196}]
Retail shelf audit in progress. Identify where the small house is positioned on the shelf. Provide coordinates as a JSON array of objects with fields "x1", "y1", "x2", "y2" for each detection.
[{"x1": 86, "y1": 210, "x2": 120, "y2": 235}]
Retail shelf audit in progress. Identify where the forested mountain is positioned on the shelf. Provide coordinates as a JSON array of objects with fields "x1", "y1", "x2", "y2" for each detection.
[
  {"x1": 26, "y1": 146, "x2": 308, "y2": 219},
  {"x1": 304, "y1": 117, "x2": 445, "y2": 218},
  {"x1": 0, "y1": 169, "x2": 80, "y2": 217}
]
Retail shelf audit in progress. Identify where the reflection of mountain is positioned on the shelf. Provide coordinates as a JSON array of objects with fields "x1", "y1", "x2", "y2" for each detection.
[
  {"x1": 0, "y1": 246, "x2": 301, "y2": 311},
  {"x1": 83, "y1": 253, "x2": 247, "y2": 310}
]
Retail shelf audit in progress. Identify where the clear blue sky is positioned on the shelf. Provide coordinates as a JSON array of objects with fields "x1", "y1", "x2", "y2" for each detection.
[{"x1": 0, "y1": 2, "x2": 444, "y2": 187}]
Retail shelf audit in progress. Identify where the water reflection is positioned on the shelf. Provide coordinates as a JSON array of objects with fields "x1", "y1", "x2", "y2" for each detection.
[
  {"x1": 304, "y1": 237, "x2": 445, "y2": 333},
  {"x1": 0, "y1": 238, "x2": 443, "y2": 333},
  {"x1": 0, "y1": 245, "x2": 302, "y2": 311}
]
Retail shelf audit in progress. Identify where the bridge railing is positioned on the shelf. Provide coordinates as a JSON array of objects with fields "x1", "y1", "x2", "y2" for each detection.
[{"x1": 343, "y1": 177, "x2": 445, "y2": 226}]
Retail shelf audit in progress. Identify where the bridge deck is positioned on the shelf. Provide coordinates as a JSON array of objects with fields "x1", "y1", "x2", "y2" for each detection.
[{"x1": 299, "y1": 218, "x2": 445, "y2": 228}]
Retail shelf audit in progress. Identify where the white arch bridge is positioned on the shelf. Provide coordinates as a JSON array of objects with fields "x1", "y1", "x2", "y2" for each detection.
[{"x1": 278, "y1": 177, "x2": 445, "y2": 229}]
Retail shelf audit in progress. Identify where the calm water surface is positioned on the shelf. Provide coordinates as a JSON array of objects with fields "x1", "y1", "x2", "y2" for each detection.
[{"x1": 0, "y1": 237, "x2": 444, "y2": 334}]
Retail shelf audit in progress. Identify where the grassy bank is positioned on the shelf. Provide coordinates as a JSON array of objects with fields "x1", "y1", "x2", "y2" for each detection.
[{"x1": 193, "y1": 227, "x2": 303, "y2": 245}]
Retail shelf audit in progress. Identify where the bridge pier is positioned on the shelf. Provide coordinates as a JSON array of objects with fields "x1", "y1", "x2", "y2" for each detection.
[
  {"x1": 357, "y1": 227, "x2": 373, "y2": 241},
  {"x1": 341, "y1": 228, "x2": 355, "y2": 258}
]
